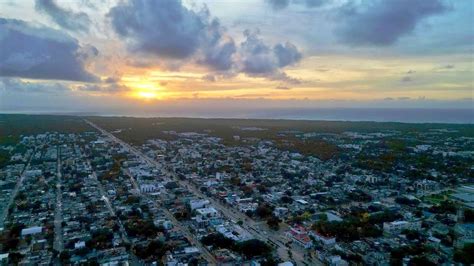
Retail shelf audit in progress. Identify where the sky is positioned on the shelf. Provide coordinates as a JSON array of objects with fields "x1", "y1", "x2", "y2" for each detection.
[{"x1": 0, "y1": 0, "x2": 473, "y2": 115}]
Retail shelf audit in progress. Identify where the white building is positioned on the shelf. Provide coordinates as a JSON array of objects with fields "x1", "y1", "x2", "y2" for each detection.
[
  {"x1": 190, "y1": 199, "x2": 210, "y2": 210},
  {"x1": 140, "y1": 184, "x2": 159, "y2": 193},
  {"x1": 309, "y1": 231, "x2": 336, "y2": 246},
  {"x1": 383, "y1": 220, "x2": 421, "y2": 233},
  {"x1": 21, "y1": 226, "x2": 42, "y2": 236},
  {"x1": 196, "y1": 207, "x2": 218, "y2": 217}
]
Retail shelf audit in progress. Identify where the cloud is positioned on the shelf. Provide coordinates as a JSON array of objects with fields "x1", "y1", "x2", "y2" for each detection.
[
  {"x1": 202, "y1": 74, "x2": 216, "y2": 82},
  {"x1": 401, "y1": 76, "x2": 413, "y2": 82},
  {"x1": 109, "y1": 0, "x2": 237, "y2": 71},
  {"x1": 383, "y1": 96, "x2": 411, "y2": 101},
  {"x1": 439, "y1": 64, "x2": 455, "y2": 69},
  {"x1": 266, "y1": 0, "x2": 327, "y2": 10},
  {"x1": 0, "y1": 18, "x2": 98, "y2": 82},
  {"x1": 76, "y1": 83, "x2": 129, "y2": 93},
  {"x1": 267, "y1": 0, "x2": 290, "y2": 10},
  {"x1": 109, "y1": 0, "x2": 302, "y2": 82},
  {"x1": 0, "y1": 78, "x2": 71, "y2": 94},
  {"x1": 337, "y1": 0, "x2": 447, "y2": 46},
  {"x1": 238, "y1": 30, "x2": 302, "y2": 80},
  {"x1": 35, "y1": 0, "x2": 90, "y2": 32},
  {"x1": 199, "y1": 15, "x2": 237, "y2": 71},
  {"x1": 274, "y1": 42, "x2": 302, "y2": 67},
  {"x1": 275, "y1": 85, "x2": 291, "y2": 90},
  {"x1": 109, "y1": 0, "x2": 206, "y2": 59},
  {"x1": 302, "y1": 0, "x2": 328, "y2": 8},
  {"x1": 103, "y1": 76, "x2": 119, "y2": 84}
]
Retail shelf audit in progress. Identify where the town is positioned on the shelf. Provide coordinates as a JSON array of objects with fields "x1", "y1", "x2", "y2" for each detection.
[{"x1": 0, "y1": 116, "x2": 473, "y2": 265}]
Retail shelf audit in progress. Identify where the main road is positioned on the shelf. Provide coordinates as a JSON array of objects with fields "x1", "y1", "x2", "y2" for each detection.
[
  {"x1": 53, "y1": 145, "x2": 64, "y2": 253},
  {"x1": 123, "y1": 169, "x2": 217, "y2": 264},
  {"x1": 85, "y1": 119, "x2": 319, "y2": 265}
]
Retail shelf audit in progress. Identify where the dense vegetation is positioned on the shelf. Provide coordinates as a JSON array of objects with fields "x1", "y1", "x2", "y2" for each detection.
[
  {"x1": 201, "y1": 233, "x2": 272, "y2": 259},
  {"x1": 86, "y1": 116, "x2": 473, "y2": 160},
  {"x1": 0, "y1": 114, "x2": 91, "y2": 140}
]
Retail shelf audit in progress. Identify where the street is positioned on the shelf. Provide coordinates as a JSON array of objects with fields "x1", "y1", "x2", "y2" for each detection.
[{"x1": 85, "y1": 119, "x2": 321, "y2": 265}]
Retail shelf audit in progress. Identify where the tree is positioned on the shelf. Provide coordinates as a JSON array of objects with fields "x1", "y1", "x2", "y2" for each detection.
[
  {"x1": 235, "y1": 239, "x2": 272, "y2": 259},
  {"x1": 280, "y1": 195, "x2": 293, "y2": 204},
  {"x1": 257, "y1": 184, "x2": 268, "y2": 193},
  {"x1": 201, "y1": 233, "x2": 235, "y2": 250},
  {"x1": 256, "y1": 204, "x2": 274, "y2": 219},
  {"x1": 454, "y1": 243, "x2": 474, "y2": 264},
  {"x1": 430, "y1": 200, "x2": 457, "y2": 214},
  {"x1": 464, "y1": 208, "x2": 474, "y2": 222},
  {"x1": 242, "y1": 185, "x2": 253, "y2": 197},
  {"x1": 133, "y1": 240, "x2": 171, "y2": 261},
  {"x1": 266, "y1": 216, "x2": 281, "y2": 230},
  {"x1": 409, "y1": 256, "x2": 436, "y2": 266}
]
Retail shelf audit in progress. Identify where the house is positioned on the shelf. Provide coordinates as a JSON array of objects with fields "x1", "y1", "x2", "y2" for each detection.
[
  {"x1": 74, "y1": 241, "x2": 86, "y2": 249},
  {"x1": 0, "y1": 253, "x2": 8, "y2": 264},
  {"x1": 383, "y1": 220, "x2": 421, "y2": 233},
  {"x1": 286, "y1": 225, "x2": 313, "y2": 249},
  {"x1": 273, "y1": 207, "x2": 289, "y2": 217},
  {"x1": 196, "y1": 207, "x2": 218, "y2": 217},
  {"x1": 309, "y1": 230, "x2": 336, "y2": 246},
  {"x1": 296, "y1": 199, "x2": 308, "y2": 205},
  {"x1": 140, "y1": 184, "x2": 159, "y2": 193},
  {"x1": 189, "y1": 199, "x2": 210, "y2": 210},
  {"x1": 21, "y1": 226, "x2": 42, "y2": 236},
  {"x1": 327, "y1": 255, "x2": 348, "y2": 266}
]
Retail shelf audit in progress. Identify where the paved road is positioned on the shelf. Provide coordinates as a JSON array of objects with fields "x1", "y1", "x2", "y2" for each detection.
[
  {"x1": 0, "y1": 150, "x2": 34, "y2": 228},
  {"x1": 86, "y1": 159, "x2": 130, "y2": 245},
  {"x1": 123, "y1": 156, "x2": 217, "y2": 264},
  {"x1": 85, "y1": 158, "x2": 144, "y2": 265},
  {"x1": 85, "y1": 120, "x2": 320, "y2": 265},
  {"x1": 53, "y1": 146, "x2": 64, "y2": 253}
]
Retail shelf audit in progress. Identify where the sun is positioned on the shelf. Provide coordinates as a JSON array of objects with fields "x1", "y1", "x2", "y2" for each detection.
[
  {"x1": 129, "y1": 82, "x2": 164, "y2": 100},
  {"x1": 136, "y1": 91, "x2": 159, "y2": 99}
]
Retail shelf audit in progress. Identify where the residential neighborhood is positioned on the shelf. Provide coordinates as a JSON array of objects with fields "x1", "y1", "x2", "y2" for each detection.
[{"x1": 0, "y1": 119, "x2": 473, "y2": 265}]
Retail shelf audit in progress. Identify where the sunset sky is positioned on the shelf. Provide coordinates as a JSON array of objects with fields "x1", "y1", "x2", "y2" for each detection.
[{"x1": 0, "y1": 0, "x2": 472, "y2": 114}]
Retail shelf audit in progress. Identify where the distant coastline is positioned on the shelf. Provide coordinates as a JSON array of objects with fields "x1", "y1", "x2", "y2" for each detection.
[{"x1": 0, "y1": 108, "x2": 472, "y2": 124}]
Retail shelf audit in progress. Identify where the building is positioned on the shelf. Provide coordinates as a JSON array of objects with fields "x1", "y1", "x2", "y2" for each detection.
[
  {"x1": 196, "y1": 207, "x2": 218, "y2": 217},
  {"x1": 21, "y1": 226, "x2": 43, "y2": 236},
  {"x1": 286, "y1": 225, "x2": 313, "y2": 249},
  {"x1": 189, "y1": 199, "x2": 210, "y2": 210},
  {"x1": 309, "y1": 230, "x2": 336, "y2": 246},
  {"x1": 383, "y1": 221, "x2": 421, "y2": 233}
]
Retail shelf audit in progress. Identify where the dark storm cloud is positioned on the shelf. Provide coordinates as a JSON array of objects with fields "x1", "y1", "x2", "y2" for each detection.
[
  {"x1": 199, "y1": 18, "x2": 237, "y2": 71},
  {"x1": 239, "y1": 30, "x2": 302, "y2": 80},
  {"x1": 0, "y1": 18, "x2": 98, "y2": 82},
  {"x1": 274, "y1": 42, "x2": 302, "y2": 67},
  {"x1": 109, "y1": 0, "x2": 302, "y2": 81},
  {"x1": 108, "y1": 0, "x2": 236, "y2": 71},
  {"x1": 35, "y1": 0, "x2": 90, "y2": 32},
  {"x1": 337, "y1": 0, "x2": 447, "y2": 46},
  {"x1": 109, "y1": 0, "x2": 204, "y2": 59}
]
